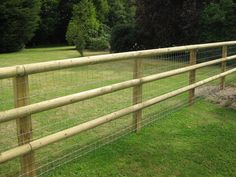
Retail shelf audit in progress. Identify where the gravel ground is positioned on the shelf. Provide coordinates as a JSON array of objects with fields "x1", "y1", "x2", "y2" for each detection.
[{"x1": 196, "y1": 86, "x2": 236, "y2": 109}]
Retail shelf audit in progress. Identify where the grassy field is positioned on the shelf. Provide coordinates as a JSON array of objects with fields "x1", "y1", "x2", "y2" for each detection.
[
  {"x1": 48, "y1": 101, "x2": 236, "y2": 177},
  {"x1": 0, "y1": 46, "x2": 235, "y2": 177},
  {"x1": 0, "y1": 46, "x2": 108, "y2": 67}
]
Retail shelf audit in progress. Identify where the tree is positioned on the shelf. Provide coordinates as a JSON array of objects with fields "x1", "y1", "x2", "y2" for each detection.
[
  {"x1": 111, "y1": 24, "x2": 141, "y2": 52},
  {"x1": 92, "y1": 0, "x2": 110, "y2": 23},
  {"x1": 30, "y1": 0, "x2": 60, "y2": 45},
  {"x1": 136, "y1": 0, "x2": 210, "y2": 49},
  {"x1": 56, "y1": 0, "x2": 81, "y2": 43},
  {"x1": 55, "y1": 0, "x2": 110, "y2": 43},
  {"x1": 0, "y1": 0, "x2": 41, "y2": 53},
  {"x1": 66, "y1": 0, "x2": 100, "y2": 56},
  {"x1": 108, "y1": 0, "x2": 135, "y2": 27},
  {"x1": 178, "y1": 0, "x2": 200, "y2": 44},
  {"x1": 136, "y1": 0, "x2": 180, "y2": 48},
  {"x1": 66, "y1": 21, "x2": 85, "y2": 55},
  {"x1": 200, "y1": 0, "x2": 236, "y2": 42}
]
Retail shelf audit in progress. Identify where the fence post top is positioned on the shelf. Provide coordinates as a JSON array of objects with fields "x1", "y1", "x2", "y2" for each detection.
[{"x1": 15, "y1": 65, "x2": 26, "y2": 77}]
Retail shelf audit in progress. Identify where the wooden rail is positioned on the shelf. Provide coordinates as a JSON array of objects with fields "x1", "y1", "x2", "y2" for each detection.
[
  {"x1": 0, "y1": 41, "x2": 236, "y2": 177},
  {"x1": 0, "y1": 55, "x2": 236, "y2": 123},
  {"x1": 1, "y1": 41, "x2": 236, "y2": 80},
  {"x1": 1, "y1": 68, "x2": 236, "y2": 163}
]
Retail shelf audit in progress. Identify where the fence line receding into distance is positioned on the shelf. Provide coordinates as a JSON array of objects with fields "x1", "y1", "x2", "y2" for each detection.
[{"x1": 0, "y1": 41, "x2": 236, "y2": 177}]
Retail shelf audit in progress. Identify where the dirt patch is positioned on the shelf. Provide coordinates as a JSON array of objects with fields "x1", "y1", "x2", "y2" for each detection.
[{"x1": 196, "y1": 86, "x2": 236, "y2": 110}]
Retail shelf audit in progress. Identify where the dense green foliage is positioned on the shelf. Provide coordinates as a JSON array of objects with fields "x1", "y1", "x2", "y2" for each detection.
[
  {"x1": 200, "y1": 0, "x2": 236, "y2": 42},
  {"x1": 30, "y1": 0, "x2": 133, "y2": 47},
  {"x1": 30, "y1": 0, "x2": 59, "y2": 45},
  {"x1": 136, "y1": 0, "x2": 205, "y2": 49},
  {"x1": 87, "y1": 37, "x2": 110, "y2": 51},
  {"x1": 66, "y1": 0, "x2": 99, "y2": 56},
  {"x1": 107, "y1": 0, "x2": 136, "y2": 27},
  {"x1": 66, "y1": 0, "x2": 135, "y2": 54},
  {"x1": 0, "y1": 0, "x2": 41, "y2": 53},
  {"x1": 136, "y1": 0, "x2": 236, "y2": 49},
  {"x1": 111, "y1": 24, "x2": 140, "y2": 52},
  {"x1": 1, "y1": 0, "x2": 236, "y2": 53},
  {"x1": 92, "y1": 0, "x2": 110, "y2": 23}
]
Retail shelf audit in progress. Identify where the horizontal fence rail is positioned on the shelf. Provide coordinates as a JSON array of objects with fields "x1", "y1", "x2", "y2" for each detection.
[
  {"x1": 1, "y1": 41, "x2": 236, "y2": 79},
  {"x1": 0, "y1": 55, "x2": 236, "y2": 123},
  {"x1": 0, "y1": 68, "x2": 235, "y2": 164},
  {"x1": 0, "y1": 41, "x2": 236, "y2": 177}
]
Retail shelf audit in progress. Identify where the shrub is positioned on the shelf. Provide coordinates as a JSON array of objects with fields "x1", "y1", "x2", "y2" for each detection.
[
  {"x1": 66, "y1": 20, "x2": 86, "y2": 56},
  {"x1": 87, "y1": 37, "x2": 110, "y2": 50},
  {"x1": 0, "y1": 0, "x2": 41, "y2": 53},
  {"x1": 87, "y1": 24, "x2": 111, "y2": 50},
  {"x1": 110, "y1": 24, "x2": 141, "y2": 53}
]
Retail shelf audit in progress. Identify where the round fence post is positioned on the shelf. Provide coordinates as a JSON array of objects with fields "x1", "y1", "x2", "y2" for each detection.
[
  {"x1": 133, "y1": 58, "x2": 143, "y2": 132},
  {"x1": 13, "y1": 75, "x2": 36, "y2": 177},
  {"x1": 220, "y1": 46, "x2": 228, "y2": 90},
  {"x1": 189, "y1": 49, "x2": 197, "y2": 106}
]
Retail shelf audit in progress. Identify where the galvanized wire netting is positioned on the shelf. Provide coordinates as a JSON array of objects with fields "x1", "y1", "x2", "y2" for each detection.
[{"x1": 0, "y1": 46, "x2": 236, "y2": 177}]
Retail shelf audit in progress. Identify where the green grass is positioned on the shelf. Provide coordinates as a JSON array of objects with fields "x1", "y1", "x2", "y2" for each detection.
[
  {"x1": 0, "y1": 46, "x2": 108, "y2": 67},
  {"x1": 48, "y1": 101, "x2": 236, "y2": 177},
  {"x1": 0, "y1": 46, "x2": 235, "y2": 177}
]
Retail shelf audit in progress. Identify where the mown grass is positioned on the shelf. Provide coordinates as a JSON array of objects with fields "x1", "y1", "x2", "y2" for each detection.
[
  {"x1": 0, "y1": 46, "x2": 108, "y2": 67},
  {"x1": 0, "y1": 46, "x2": 235, "y2": 177},
  {"x1": 48, "y1": 101, "x2": 236, "y2": 177}
]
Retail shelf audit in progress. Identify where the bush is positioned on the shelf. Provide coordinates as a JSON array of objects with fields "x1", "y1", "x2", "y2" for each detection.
[
  {"x1": 87, "y1": 37, "x2": 110, "y2": 50},
  {"x1": 87, "y1": 24, "x2": 111, "y2": 51},
  {"x1": 110, "y1": 24, "x2": 141, "y2": 53},
  {"x1": 99, "y1": 24, "x2": 111, "y2": 41},
  {"x1": 66, "y1": 20, "x2": 86, "y2": 56},
  {"x1": 0, "y1": 0, "x2": 41, "y2": 53}
]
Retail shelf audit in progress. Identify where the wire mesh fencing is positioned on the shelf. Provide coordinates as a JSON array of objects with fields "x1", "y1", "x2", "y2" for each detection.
[{"x1": 0, "y1": 43, "x2": 236, "y2": 177}]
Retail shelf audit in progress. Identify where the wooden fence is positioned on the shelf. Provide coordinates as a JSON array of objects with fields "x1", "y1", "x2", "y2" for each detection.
[{"x1": 0, "y1": 41, "x2": 236, "y2": 177}]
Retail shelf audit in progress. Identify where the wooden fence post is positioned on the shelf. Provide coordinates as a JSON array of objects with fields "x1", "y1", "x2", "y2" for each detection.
[
  {"x1": 133, "y1": 59, "x2": 142, "y2": 132},
  {"x1": 13, "y1": 75, "x2": 36, "y2": 177},
  {"x1": 189, "y1": 50, "x2": 197, "y2": 106},
  {"x1": 220, "y1": 46, "x2": 228, "y2": 90}
]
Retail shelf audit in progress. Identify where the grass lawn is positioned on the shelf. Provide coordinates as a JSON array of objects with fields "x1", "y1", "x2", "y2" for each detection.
[
  {"x1": 0, "y1": 46, "x2": 235, "y2": 177},
  {"x1": 0, "y1": 46, "x2": 108, "y2": 67},
  {"x1": 48, "y1": 100, "x2": 236, "y2": 177}
]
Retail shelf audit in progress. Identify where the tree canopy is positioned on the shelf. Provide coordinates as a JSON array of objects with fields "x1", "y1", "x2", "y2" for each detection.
[
  {"x1": 200, "y1": 0, "x2": 236, "y2": 42},
  {"x1": 0, "y1": 0, "x2": 41, "y2": 53},
  {"x1": 66, "y1": 0, "x2": 99, "y2": 56},
  {"x1": 136, "y1": 0, "x2": 209, "y2": 49},
  {"x1": 0, "y1": 0, "x2": 236, "y2": 53},
  {"x1": 135, "y1": 0, "x2": 236, "y2": 49}
]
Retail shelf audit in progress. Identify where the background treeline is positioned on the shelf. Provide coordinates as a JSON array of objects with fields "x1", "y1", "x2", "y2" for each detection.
[
  {"x1": 136, "y1": 0, "x2": 236, "y2": 50},
  {"x1": 0, "y1": 0, "x2": 235, "y2": 53}
]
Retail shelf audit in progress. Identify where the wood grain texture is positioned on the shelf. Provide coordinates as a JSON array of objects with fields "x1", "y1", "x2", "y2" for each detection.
[
  {"x1": 1, "y1": 41, "x2": 236, "y2": 79},
  {"x1": 1, "y1": 68, "x2": 235, "y2": 164},
  {"x1": 1, "y1": 55, "x2": 236, "y2": 124},
  {"x1": 133, "y1": 59, "x2": 143, "y2": 132},
  {"x1": 189, "y1": 50, "x2": 197, "y2": 106},
  {"x1": 221, "y1": 46, "x2": 228, "y2": 90},
  {"x1": 13, "y1": 76, "x2": 36, "y2": 177}
]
